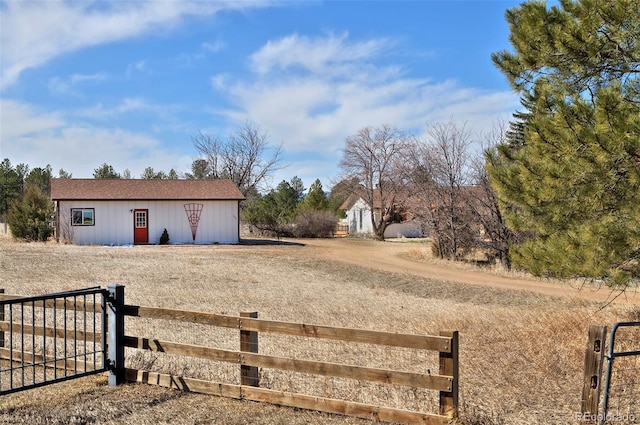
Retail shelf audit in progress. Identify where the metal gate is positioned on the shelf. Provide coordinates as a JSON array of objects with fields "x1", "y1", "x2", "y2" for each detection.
[
  {"x1": 0, "y1": 287, "x2": 108, "y2": 395},
  {"x1": 600, "y1": 321, "x2": 640, "y2": 424}
]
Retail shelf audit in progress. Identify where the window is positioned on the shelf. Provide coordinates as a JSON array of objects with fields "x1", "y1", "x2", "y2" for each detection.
[
  {"x1": 135, "y1": 211, "x2": 146, "y2": 228},
  {"x1": 71, "y1": 208, "x2": 94, "y2": 226}
]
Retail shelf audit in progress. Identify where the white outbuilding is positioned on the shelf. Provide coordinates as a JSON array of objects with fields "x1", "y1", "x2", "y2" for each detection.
[{"x1": 51, "y1": 179, "x2": 245, "y2": 245}]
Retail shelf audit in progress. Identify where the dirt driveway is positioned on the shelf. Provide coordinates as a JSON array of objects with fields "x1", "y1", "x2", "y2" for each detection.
[{"x1": 291, "y1": 237, "x2": 639, "y2": 305}]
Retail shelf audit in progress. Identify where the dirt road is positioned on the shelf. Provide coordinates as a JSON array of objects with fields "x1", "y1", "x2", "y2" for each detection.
[{"x1": 295, "y1": 237, "x2": 639, "y2": 305}]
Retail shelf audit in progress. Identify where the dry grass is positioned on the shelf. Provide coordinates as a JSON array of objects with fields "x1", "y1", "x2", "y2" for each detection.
[{"x1": 0, "y1": 232, "x2": 638, "y2": 424}]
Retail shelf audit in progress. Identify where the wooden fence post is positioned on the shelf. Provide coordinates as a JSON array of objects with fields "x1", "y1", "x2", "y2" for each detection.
[
  {"x1": 439, "y1": 330, "x2": 459, "y2": 419},
  {"x1": 0, "y1": 289, "x2": 4, "y2": 349},
  {"x1": 240, "y1": 311, "x2": 259, "y2": 387},
  {"x1": 580, "y1": 325, "x2": 607, "y2": 423}
]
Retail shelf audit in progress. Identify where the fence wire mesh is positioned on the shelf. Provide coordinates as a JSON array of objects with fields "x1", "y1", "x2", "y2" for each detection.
[{"x1": 601, "y1": 322, "x2": 640, "y2": 425}]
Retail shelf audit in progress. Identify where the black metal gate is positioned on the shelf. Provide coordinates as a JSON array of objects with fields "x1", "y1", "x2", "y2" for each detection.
[
  {"x1": 0, "y1": 287, "x2": 108, "y2": 395},
  {"x1": 600, "y1": 321, "x2": 640, "y2": 425}
]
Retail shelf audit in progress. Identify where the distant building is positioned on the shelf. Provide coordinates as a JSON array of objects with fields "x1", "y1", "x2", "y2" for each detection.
[
  {"x1": 51, "y1": 179, "x2": 244, "y2": 245},
  {"x1": 339, "y1": 190, "x2": 423, "y2": 238}
]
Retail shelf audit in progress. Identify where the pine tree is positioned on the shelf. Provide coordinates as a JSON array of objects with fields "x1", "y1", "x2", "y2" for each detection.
[
  {"x1": 93, "y1": 163, "x2": 122, "y2": 179},
  {"x1": 7, "y1": 185, "x2": 54, "y2": 241},
  {"x1": 298, "y1": 179, "x2": 329, "y2": 212},
  {"x1": 489, "y1": 0, "x2": 640, "y2": 285},
  {"x1": 243, "y1": 177, "x2": 305, "y2": 237}
]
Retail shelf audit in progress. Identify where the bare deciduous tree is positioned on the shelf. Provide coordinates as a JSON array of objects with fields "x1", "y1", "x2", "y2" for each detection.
[
  {"x1": 338, "y1": 125, "x2": 411, "y2": 241},
  {"x1": 57, "y1": 209, "x2": 74, "y2": 244},
  {"x1": 409, "y1": 121, "x2": 475, "y2": 259},
  {"x1": 469, "y1": 121, "x2": 517, "y2": 268},
  {"x1": 192, "y1": 122, "x2": 284, "y2": 199}
]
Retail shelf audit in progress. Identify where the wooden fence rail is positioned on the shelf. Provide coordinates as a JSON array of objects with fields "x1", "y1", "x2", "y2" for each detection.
[
  {"x1": 1, "y1": 291, "x2": 459, "y2": 424},
  {"x1": 122, "y1": 304, "x2": 452, "y2": 351},
  {"x1": 122, "y1": 303, "x2": 459, "y2": 424}
]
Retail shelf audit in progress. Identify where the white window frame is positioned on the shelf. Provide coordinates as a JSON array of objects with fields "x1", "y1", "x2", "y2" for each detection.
[{"x1": 71, "y1": 208, "x2": 95, "y2": 226}]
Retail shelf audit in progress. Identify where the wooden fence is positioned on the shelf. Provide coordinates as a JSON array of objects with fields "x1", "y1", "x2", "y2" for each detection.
[
  {"x1": 1, "y1": 289, "x2": 459, "y2": 424},
  {"x1": 580, "y1": 322, "x2": 640, "y2": 424},
  {"x1": 334, "y1": 222, "x2": 349, "y2": 237},
  {"x1": 122, "y1": 304, "x2": 459, "y2": 424}
]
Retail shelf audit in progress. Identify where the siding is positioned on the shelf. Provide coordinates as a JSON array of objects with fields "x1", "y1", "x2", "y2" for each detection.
[
  {"x1": 347, "y1": 198, "x2": 374, "y2": 235},
  {"x1": 58, "y1": 200, "x2": 239, "y2": 245}
]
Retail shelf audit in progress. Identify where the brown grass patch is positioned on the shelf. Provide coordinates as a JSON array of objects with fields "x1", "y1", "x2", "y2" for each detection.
[{"x1": 0, "y1": 233, "x2": 637, "y2": 424}]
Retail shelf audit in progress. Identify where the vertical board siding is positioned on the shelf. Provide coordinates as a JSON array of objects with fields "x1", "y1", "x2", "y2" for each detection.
[
  {"x1": 349, "y1": 199, "x2": 374, "y2": 234},
  {"x1": 58, "y1": 200, "x2": 239, "y2": 245}
]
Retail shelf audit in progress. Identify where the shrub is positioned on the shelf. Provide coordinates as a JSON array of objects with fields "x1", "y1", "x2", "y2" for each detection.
[
  {"x1": 159, "y1": 228, "x2": 170, "y2": 245},
  {"x1": 7, "y1": 185, "x2": 54, "y2": 242},
  {"x1": 292, "y1": 210, "x2": 337, "y2": 238}
]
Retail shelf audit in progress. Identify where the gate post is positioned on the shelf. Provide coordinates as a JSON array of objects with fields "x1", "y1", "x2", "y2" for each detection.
[
  {"x1": 580, "y1": 325, "x2": 607, "y2": 423},
  {"x1": 107, "y1": 284, "x2": 125, "y2": 386},
  {"x1": 0, "y1": 289, "x2": 4, "y2": 349}
]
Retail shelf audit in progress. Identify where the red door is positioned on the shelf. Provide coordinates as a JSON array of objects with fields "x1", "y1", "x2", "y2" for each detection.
[{"x1": 133, "y1": 209, "x2": 148, "y2": 244}]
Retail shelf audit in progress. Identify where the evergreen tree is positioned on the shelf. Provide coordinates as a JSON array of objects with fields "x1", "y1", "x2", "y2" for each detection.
[
  {"x1": 0, "y1": 159, "x2": 23, "y2": 218},
  {"x1": 93, "y1": 163, "x2": 122, "y2": 179},
  {"x1": 243, "y1": 192, "x2": 281, "y2": 234},
  {"x1": 167, "y1": 169, "x2": 179, "y2": 180},
  {"x1": 25, "y1": 165, "x2": 52, "y2": 196},
  {"x1": 505, "y1": 95, "x2": 536, "y2": 149},
  {"x1": 185, "y1": 159, "x2": 212, "y2": 179},
  {"x1": 141, "y1": 167, "x2": 168, "y2": 179},
  {"x1": 7, "y1": 185, "x2": 54, "y2": 241},
  {"x1": 58, "y1": 169, "x2": 73, "y2": 178},
  {"x1": 490, "y1": 0, "x2": 640, "y2": 285},
  {"x1": 273, "y1": 177, "x2": 304, "y2": 222},
  {"x1": 327, "y1": 178, "x2": 358, "y2": 218},
  {"x1": 298, "y1": 179, "x2": 329, "y2": 212},
  {"x1": 243, "y1": 177, "x2": 305, "y2": 236}
]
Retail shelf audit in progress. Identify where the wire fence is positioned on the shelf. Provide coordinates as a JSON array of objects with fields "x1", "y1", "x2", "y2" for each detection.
[{"x1": 601, "y1": 322, "x2": 640, "y2": 425}]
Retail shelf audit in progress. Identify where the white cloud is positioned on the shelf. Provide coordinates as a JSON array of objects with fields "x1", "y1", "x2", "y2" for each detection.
[
  {"x1": 48, "y1": 72, "x2": 108, "y2": 96},
  {"x1": 126, "y1": 60, "x2": 148, "y2": 77},
  {"x1": 77, "y1": 97, "x2": 155, "y2": 120},
  {"x1": 216, "y1": 33, "x2": 520, "y2": 163},
  {"x1": 250, "y1": 32, "x2": 394, "y2": 77},
  {"x1": 0, "y1": 99, "x2": 65, "y2": 140},
  {"x1": 0, "y1": 1, "x2": 268, "y2": 90},
  {"x1": 211, "y1": 74, "x2": 230, "y2": 91},
  {"x1": 0, "y1": 99, "x2": 192, "y2": 177},
  {"x1": 202, "y1": 40, "x2": 226, "y2": 54},
  {"x1": 70, "y1": 72, "x2": 108, "y2": 85}
]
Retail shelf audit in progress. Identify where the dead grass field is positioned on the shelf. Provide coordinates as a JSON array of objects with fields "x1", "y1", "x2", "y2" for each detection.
[{"x1": 0, "y1": 232, "x2": 639, "y2": 424}]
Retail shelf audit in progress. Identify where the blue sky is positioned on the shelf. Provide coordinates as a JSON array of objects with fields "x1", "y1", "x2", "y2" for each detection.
[{"x1": 1, "y1": 0, "x2": 522, "y2": 192}]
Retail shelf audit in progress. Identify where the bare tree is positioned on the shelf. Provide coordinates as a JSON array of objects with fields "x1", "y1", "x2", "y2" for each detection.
[
  {"x1": 57, "y1": 209, "x2": 74, "y2": 244},
  {"x1": 468, "y1": 121, "x2": 517, "y2": 268},
  {"x1": 409, "y1": 121, "x2": 475, "y2": 259},
  {"x1": 338, "y1": 125, "x2": 411, "y2": 241},
  {"x1": 192, "y1": 122, "x2": 284, "y2": 199}
]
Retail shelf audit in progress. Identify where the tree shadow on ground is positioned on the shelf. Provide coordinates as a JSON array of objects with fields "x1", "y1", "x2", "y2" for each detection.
[{"x1": 239, "y1": 238, "x2": 305, "y2": 247}]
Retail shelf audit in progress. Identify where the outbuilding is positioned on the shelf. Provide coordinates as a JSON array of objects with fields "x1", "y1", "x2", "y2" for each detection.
[
  {"x1": 338, "y1": 190, "x2": 424, "y2": 239},
  {"x1": 51, "y1": 179, "x2": 245, "y2": 245}
]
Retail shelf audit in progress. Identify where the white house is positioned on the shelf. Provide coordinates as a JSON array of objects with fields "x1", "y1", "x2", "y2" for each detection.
[
  {"x1": 339, "y1": 192, "x2": 423, "y2": 239},
  {"x1": 51, "y1": 179, "x2": 245, "y2": 245},
  {"x1": 341, "y1": 197, "x2": 375, "y2": 235}
]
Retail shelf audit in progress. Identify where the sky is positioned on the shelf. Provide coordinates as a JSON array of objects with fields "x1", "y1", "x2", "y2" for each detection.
[{"x1": 0, "y1": 0, "x2": 523, "y2": 192}]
